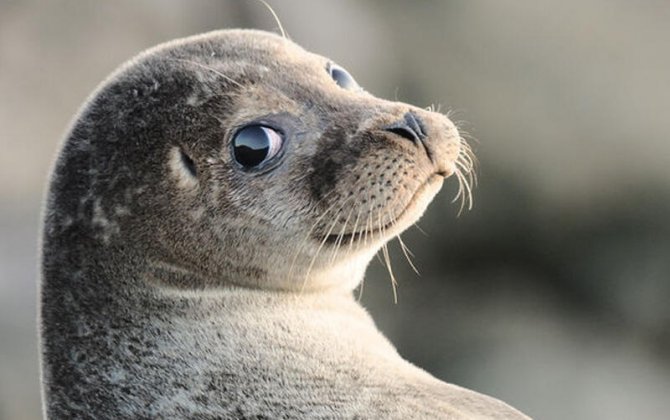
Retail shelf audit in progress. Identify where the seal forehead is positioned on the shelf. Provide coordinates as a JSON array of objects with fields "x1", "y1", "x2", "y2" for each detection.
[
  {"x1": 123, "y1": 29, "x2": 332, "y2": 116},
  {"x1": 142, "y1": 29, "x2": 326, "y2": 74}
]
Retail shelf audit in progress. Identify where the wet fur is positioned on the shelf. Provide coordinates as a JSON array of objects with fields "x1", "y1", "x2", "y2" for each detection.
[{"x1": 40, "y1": 30, "x2": 528, "y2": 418}]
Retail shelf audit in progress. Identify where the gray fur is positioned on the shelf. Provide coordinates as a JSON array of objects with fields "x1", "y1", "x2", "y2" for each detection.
[{"x1": 40, "y1": 30, "x2": 529, "y2": 419}]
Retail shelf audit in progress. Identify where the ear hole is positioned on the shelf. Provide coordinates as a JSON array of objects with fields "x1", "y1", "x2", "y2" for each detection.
[{"x1": 180, "y1": 149, "x2": 197, "y2": 178}]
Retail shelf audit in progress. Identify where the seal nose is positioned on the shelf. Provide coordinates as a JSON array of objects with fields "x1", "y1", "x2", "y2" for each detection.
[{"x1": 383, "y1": 111, "x2": 427, "y2": 145}]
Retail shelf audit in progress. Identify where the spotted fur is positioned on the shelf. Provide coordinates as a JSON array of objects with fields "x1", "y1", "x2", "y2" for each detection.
[{"x1": 40, "y1": 30, "x2": 529, "y2": 419}]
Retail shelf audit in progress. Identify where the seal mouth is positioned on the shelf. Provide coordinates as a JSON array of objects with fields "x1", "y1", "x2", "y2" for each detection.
[{"x1": 323, "y1": 172, "x2": 445, "y2": 245}]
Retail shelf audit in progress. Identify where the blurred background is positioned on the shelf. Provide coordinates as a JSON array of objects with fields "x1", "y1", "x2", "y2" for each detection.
[{"x1": 1, "y1": 1, "x2": 669, "y2": 419}]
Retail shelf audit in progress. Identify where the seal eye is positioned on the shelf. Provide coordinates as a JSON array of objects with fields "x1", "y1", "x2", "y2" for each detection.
[
  {"x1": 328, "y1": 63, "x2": 359, "y2": 91},
  {"x1": 232, "y1": 125, "x2": 284, "y2": 168}
]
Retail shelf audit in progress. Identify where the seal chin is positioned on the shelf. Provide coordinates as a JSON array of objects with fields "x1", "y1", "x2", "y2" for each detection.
[
  {"x1": 325, "y1": 172, "x2": 445, "y2": 247},
  {"x1": 385, "y1": 173, "x2": 444, "y2": 236}
]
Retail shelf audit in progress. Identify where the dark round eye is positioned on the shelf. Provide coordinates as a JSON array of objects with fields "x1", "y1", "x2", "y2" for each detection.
[
  {"x1": 232, "y1": 125, "x2": 284, "y2": 168},
  {"x1": 328, "y1": 63, "x2": 359, "y2": 91}
]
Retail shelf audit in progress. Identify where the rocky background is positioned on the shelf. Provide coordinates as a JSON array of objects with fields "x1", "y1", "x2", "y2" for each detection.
[{"x1": 1, "y1": 1, "x2": 669, "y2": 419}]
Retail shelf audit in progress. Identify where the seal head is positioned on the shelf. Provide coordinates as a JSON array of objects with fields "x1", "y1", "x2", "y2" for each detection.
[{"x1": 45, "y1": 29, "x2": 467, "y2": 292}]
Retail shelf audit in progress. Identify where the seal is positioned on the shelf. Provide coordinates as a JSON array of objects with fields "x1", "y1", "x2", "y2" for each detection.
[{"x1": 39, "y1": 29, "x2": 529, "y2": 419}]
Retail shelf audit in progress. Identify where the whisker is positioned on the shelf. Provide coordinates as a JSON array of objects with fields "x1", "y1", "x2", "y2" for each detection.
[
  {"x1": 168, "y1": 58, "x2": 243, "y2": 88},
  {"x1": 452, "y1": 169, "x2": 465, "y2": 206},
  {"x1": 413, "y1": 223, "x2": 428, "y2": 236},
  {"x1": 257, "y1": 0, "x2": 288, "y2": 39},
  {"x1": 301, "y1": 211, "x2": 341, "y2": 292},
  {"x1": 382, "y1": 244, "x2": 398, "y2": 303},
  {"x1": 459, "y1": 140, "x2": 478, "y2": 173},
  {"x1": 287, "y1": 190, "x2": 342, "y2": 282},
  {"x1": 301, "y1": 196, "x2": 354, "y2": 292},
  {"x1": 375, "y1": 211, "x2": 398, "y2": 304},
  {"x1": 459, "y1": 166, "x2": 474, "y2": 212},
  {"x1": 362, "y1": 190, "x2": 373, "y2": 248},
  {"x1": 357, "y1": 276, "x2": 365, "y2": 301},
  {"x1": 455, "y1": 159, "x2": 474, "y2": 185},
  {"x1": 397, "y1": 234, "x2": 420, "y2": 276},
  {"x1": 453, "y1": 170, "x2": 469, "y2": 215},
  {"x1": 347, "y1": 210, "x2": 362, "y2": 254},
  {"x1": 329, "y1": 207, "x2": 355, "y2": 264}
]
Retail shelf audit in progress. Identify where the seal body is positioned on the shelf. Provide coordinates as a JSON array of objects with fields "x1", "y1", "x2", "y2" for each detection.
[{"x1": 40, "y1": 30, "x2": 529, "y2": 419}]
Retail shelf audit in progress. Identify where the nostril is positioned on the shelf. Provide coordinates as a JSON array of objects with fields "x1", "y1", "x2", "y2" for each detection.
[
  {"x1": 385, "y1": 126, "x2": 420, "y2": 143},
  {"x1": 404, "y1": 111, "x2": 427, "y2": 140},
  {"x1": 382, "y1": 112, "x2": 427, "y2": 144}
]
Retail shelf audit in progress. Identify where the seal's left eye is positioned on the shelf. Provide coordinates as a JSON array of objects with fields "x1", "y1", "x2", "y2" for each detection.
[
  {"x1": 232, "y1": 125, "x2": 284, "y2": 168},
  {"x1": 328, "y1": 63, "x2": 359, "y2": 91}
]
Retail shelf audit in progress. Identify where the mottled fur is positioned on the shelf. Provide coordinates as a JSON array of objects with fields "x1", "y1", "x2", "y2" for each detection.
[{"x1": 40, "y1": 30, "x2": 529, "y2": 419}]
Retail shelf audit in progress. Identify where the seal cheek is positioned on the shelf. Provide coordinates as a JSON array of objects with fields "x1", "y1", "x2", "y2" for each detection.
[
  {"x1": 308, "y1": 137, "x2": 347, "y2": 201},
  {"x1": 309, "y1": 153, "x2": 343, "y2": 202}
]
